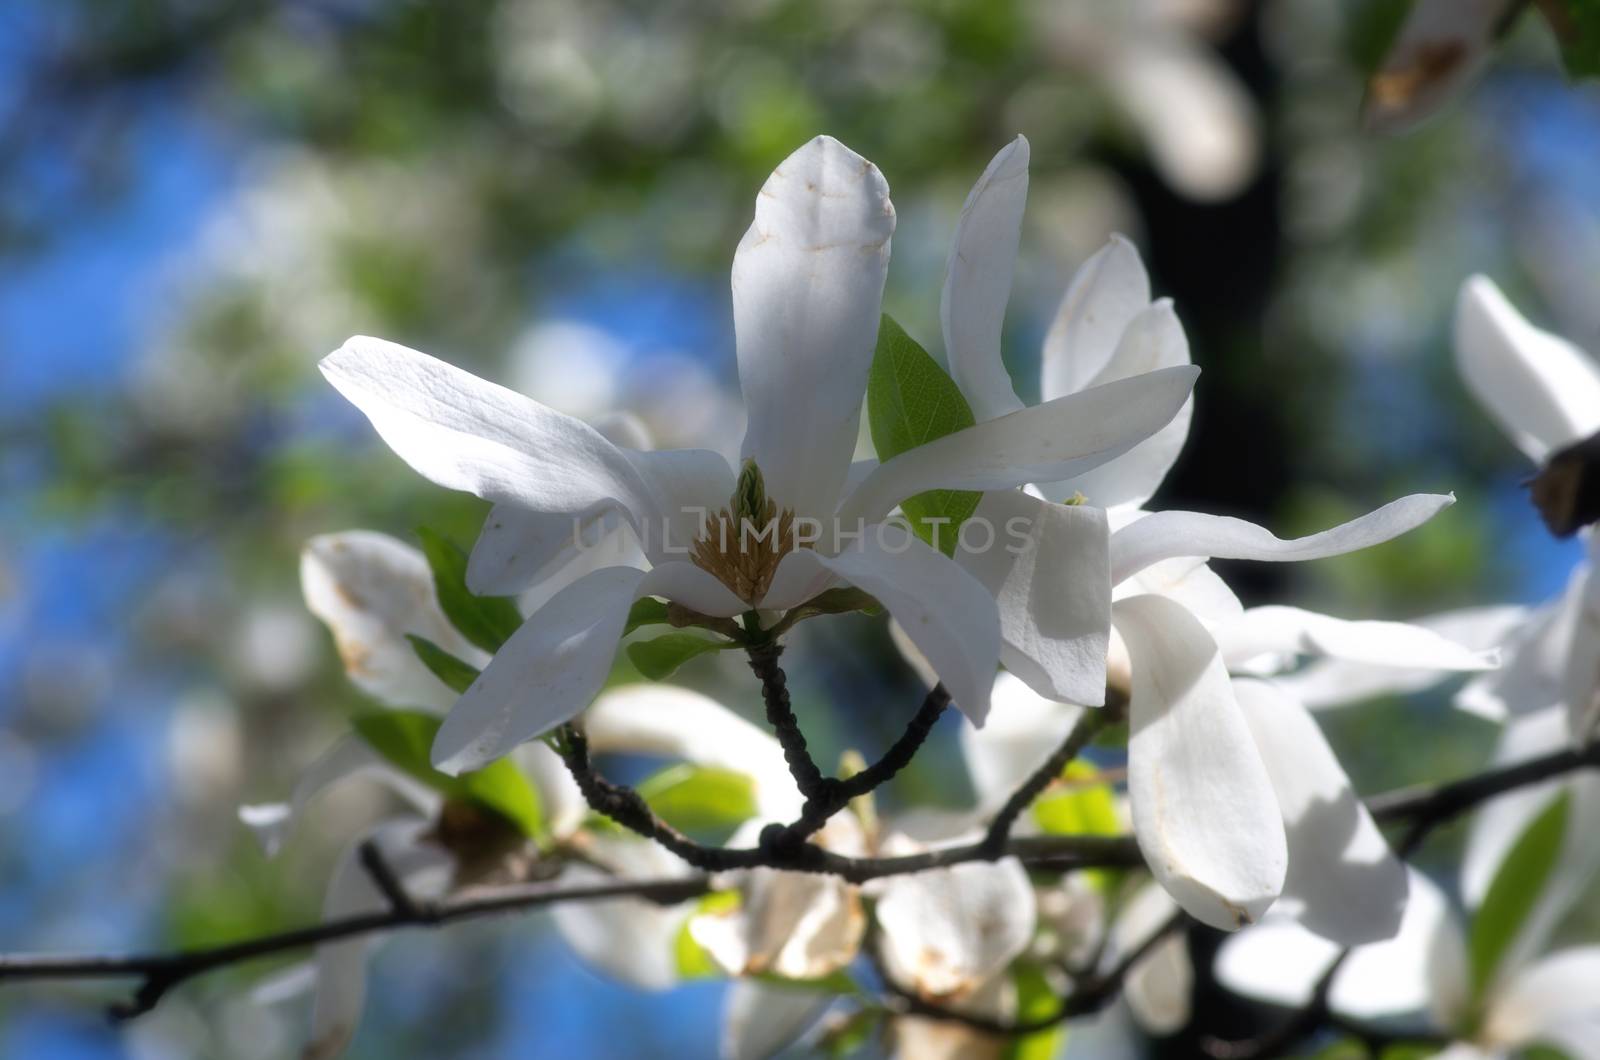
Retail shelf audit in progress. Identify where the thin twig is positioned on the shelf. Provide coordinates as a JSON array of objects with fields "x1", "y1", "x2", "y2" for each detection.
[
  {"x1": 358, "y1": 841, "x2": 419, "y2": 918},
  {"x1": 745, "y1": 642, "x2": 829, "y2": 802},
  {"x1": 980, "y1": 706, "x2": 1114, "y2": 857}
]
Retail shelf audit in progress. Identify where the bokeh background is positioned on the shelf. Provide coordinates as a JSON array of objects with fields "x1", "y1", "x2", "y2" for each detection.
[{"x1": 2, "y1": 0, "x2": 1598, "y2": 1056}]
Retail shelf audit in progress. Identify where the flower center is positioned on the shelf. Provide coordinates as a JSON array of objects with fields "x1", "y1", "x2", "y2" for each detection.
[{"x1": 690, "y1": 460, "x2": 807, "y2": 605}]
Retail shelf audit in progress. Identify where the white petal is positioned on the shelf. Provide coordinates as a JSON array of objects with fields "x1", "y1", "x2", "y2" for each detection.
[
  {"x1": 320, "y1": 337, "x2": 660, "y2": 524},
  {"x1": 306, "y1": 820, "x2": 452, "y2": 1060},
  {"x1": 720, "y1": 980, "x2": 831, "y2": 1060},
  {"x1": 1215, "y1": 868, "x2": 1468, "y2": 1025},
  {"x1": 1458, "y1": 574, "x2": 1584, "y2": 723},
  {"x1": 734, "y1": 135, "x2": 895, "y2": 521},
  {"x1": 1115, "y1": 594, "x2": 1286, "y2": 930},
  {"x1": 239, "y1": 735, "x2": 438, "y2": 857},
  {"x1": 874, "y1": 859, "x2": 1036, "y2": 1003},
  {"x1": 301, "y1": 531, "x2": 487, "y2": 711},
  {"x1": 1486, "y1": 947, "x2": 1600, "y2": 1052},
  {"x1": 1040, "y1": 235, "x2": 1151, "y2": 401},
  {"x1": 767, "y1": 525, "x2": 1000, "y2": 725},
  {"x1": 1113, "y1": 554, "x2": 1244, "y2": 628},
  {"x1": 954, "y1": 491, "x2": 1110, "y2": 706},
  {"x1": 1103, "y1": 34, "x2": 1259, "y2": 202},
  {"x1": 1455, "y1": 275, "x2": 1600, "y2": 462},
  {"x1": 1272, "y1": 604, "x2": 1527, "y2": 711},
  {"x1": 550, "y1": 835, "x2": 694, "y2": 991},
  {"x1": 1231, "y1": 679, "x2": 1408, "y2": 945},
  {"x1": 1110, "y1": 494, "x2": 1454, "y2": 586},
  {"x1": 959, "y1": 672, "x2": 1083, "y2": 812},
  {"x1": 1040, "y1": 301, "x2": 1193, "y2": 510},
  {"x1": 839, "y1": 365, "x2": 1199, "y2": 528},
  {"x1": 584, "y1": 684, "x2": 801, "y2": 820},
  {"x1": 1365, "y1": 0, "x2": 1517, "y2": 134},
  {"x1": 1214, "y1": 606, "x2": 1499, "y2": 676},
  {"x1": 942, "y1": 136, "x2": 1029, "y2": 422},
  {"x1": 689, "y1": 866, "x2": 864, "y2": 980},
  {"x1": 1113, "y1": 883, "x2": 1191, "y2": 1036}
]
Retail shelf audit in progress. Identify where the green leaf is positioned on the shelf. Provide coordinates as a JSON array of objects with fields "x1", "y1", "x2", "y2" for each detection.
[
  {"x1": 351, "y1": 710, "x2": 545, "y2": 840},
  {"x1": 626, "y1": 632, "x2": 734, "y2": 680},
  {"x1": 1539, "y1": 0, "x2": 1600, "y2": 78},
  {"x1": 866, "y1": 314, "x2": 982, "y2": 556},
  {"x1": 624, "y1": 597, "x2": 672, "y2": 636},
  {"x1": 406, "y1": 634, "x2": 481, "y2": 694},
  {"x1": 637, "y1": 763, "x2": 759, "y2": 832},
  {"x1": 1032, "y1": 761, "x2": 1121, "y2": 836},
  {"x1": 819, "y1": 1007, "x2": 883, "y2": 1057},
  {"x1": 1004, "y1": 962, "x2": 1064, "y2": 1060},
  {"x1": 416, "y1": 526, "x2": 524, "y2": 653},
  {"x1": 1469, "y1": 791, "x2": 1570, "y2": 998}
]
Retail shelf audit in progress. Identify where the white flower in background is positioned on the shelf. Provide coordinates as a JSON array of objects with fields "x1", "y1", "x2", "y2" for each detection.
[
  {"x1": 937, "y1": 137, "x2": 1489, "y2": 933},
  {"x1": 321, "y1": 134, "x2": 1199, "y2": 773}
]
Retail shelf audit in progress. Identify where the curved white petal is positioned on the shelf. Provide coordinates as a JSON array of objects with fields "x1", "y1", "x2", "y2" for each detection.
[
  {"x1": 1104, "y1": 35, "x2": 1259, "y2": 202},
  {"x1": 1041, "y1": 235, "x2": 1151, "y2": 401},
  {"x1": 301, "y1": 531, "x2": 487, "y2": 711},
  {"x1": 550, "y1": 835, "x2": 695, "y2": 991},
  {"x1": 734, "y1": 135, "x2": 894, "y2": 522},
  {"x1": 1365, "y1": 0, "x2": 1516, "y2": 135},
  {"x1": 942, "y1": 135, "x2": 1029, "y2": 422},
  {"x1": 768, "y1": 524, "x2": 1000, "y2": 724},
  {"x1": 955, "y1": 491, "x2": 1110, "y2": 706},
  {"x1": 239, "y1": 735, "x2": 439, "y2": 857},
  {"x1": 306, "y1": 820, "x2": 453, "y2": 1060},
  {"x1": 1215, "y1": 868, "x2": 1467, "y2": 1025},
  {"x1": 1486, "y1": 947, "x2": 1600, "y2": 1052},
  {"x1": 874, "y1": 858, "x2": 1036, "y2": 1003},
  {"x1": 720, "y1": 980, "x2": 832, "y2": 1060},
  {"x1": 1114, "y1": 554, "x2": 1244, "y2": 627},
  {"x1": 960, "y1": 672, "x2": 1084, "y2": 812},
  {"x1": 320, "y1": 337, "x2": 662, "y2": 525},
  {"x1": 1215, "y1": 606, "x2": 1500, "y2": 676},
  {"x1": 623, "y1": 447, "x2": 738, "y2": 561},
  {"x1": 689, "y1": 866, "x2": 864, "y2": 980},
  {"x1": 585, "y1": 684, "x2": 801, "y2": 820},
  {"x1": 1114, "y1": 883, "x2": 1191, "y2": 1036},
  {"x1": 1455, "y1": 275, "x2": 1600, "y2": 463},
  {"x1": 1115, "y1": 594, "x2": 1286, "y2": 930},
  {"x1": 1040, "y1": 301, "x2": 1193, "y2": 510},
  {"x1": 840, "y1": 365, "x2": 1199, "y2": 528},
  {"x1": 1110, "y1": 494, "x2": 1454, "y2": 586},
  {"x1": 1232, "y1": 679, "x2": 1408, "y2": 945}
]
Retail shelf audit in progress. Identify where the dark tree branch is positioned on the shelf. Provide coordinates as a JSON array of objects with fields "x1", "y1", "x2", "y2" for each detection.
[
  {"x1": 980, "y1": 703, "x2": 1116, "y2": 857},
  {"x1": 358, "y1": 840, "x2": 419, "y2": 918},
  {"x1": 745, "y1": 642, "x2": 829, "y2": 802}
]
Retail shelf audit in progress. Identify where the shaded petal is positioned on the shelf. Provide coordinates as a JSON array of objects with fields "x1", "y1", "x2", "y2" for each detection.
[
  {"x1": 734, "y1": 135, "x2": 894, "y2": 521},
  {"x1": 959, "y1": 672, "x2": 1084, "y2": 812},
  {"x1": 1110, "y1": 494, "x2": 1454, "y2": 587},
  {"x1": 767, "y1": 525, "x2": 1000, "y2": 725},
  {"x1": 1113, "y1": 555, "x2": 1243, "y2": 627},
  {"x1": 301, "y1": 531, "x2": 486, "y2": 711},
  {"x1": 550, "y1": 835, "x2": 695, "y2": 990},
  {"x1": 1103, "y1": 34, "x2": 1259, "y2": 202},
  {"x1": 874, "y1": 858, "x2": 1036, "y2": 1003},
  {"x1": 721, "y1": 980, "x2": 832, "y2": 1060},
  {"x1": 840, "y1": 365, "x2": 1199, "y2": 528},
  {"x1": 585, "y1": 684, "x2": 801, "y2": 820},
  {"x1": 955, "y1": 491, "x2": 1110, "y2": 706},
  {"x1": 1364, "y1": 0, "x2": 1517, "y2": 135},
  {"x1": 942, "y1": 136, "x2": 1029, "y2": 422},
  {"x1": 1214, "y1": 605, "x2": 1499, "y2": 676},
  {"x1": 689, "y1": 866, "x2": 864, "y2": 980},
  {"x1": 1456, "y1": 275, "x2": 1600, "y2": 463},
  {"x1": 1487, "y1": 947, "x2": 1600, "y2": 1054},
  {"x1": 1232, "y1": 679, "x2": 1408, "y2": 945},
  {"x1": 1215, "y1": 868, "x2": 1468, "y2": 1026},
  {"x1": 1115, "y1": 594, "x2": 1286, "y2": 930},
  {"x1": 1040, "y1": 300, "x2": 1193, "y2": 510},
  {"x1": 1114, "y1": 883, "x2": 1191, "y2": 1036},
  {"x1": 320, "y1": 337, "x2": 660, "y2": 523},
  {"x1": 1040, "y1": 235, "x2": 1151, "y2": 401}
]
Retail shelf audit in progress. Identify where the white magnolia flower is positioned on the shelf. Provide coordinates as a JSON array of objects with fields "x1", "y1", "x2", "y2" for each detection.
[
  {"x1": 938, "y1": 138, "x2": 1484, "y2": 933},
  {"x1": 320, "y1": 135, "x2": 1199, "y2": 773}
]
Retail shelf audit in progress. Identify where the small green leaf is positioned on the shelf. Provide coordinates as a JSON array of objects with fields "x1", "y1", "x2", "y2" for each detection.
[
  {"x1": 416, "y1": 526, "x2": 524, "y2": 653},
  {"x1": 1032, "y1": 761, "x2": 1121, "y2": 836},
  {"x1": 624, "y1": 597, "x2": 672, "y2": 636},
  {"x1": 406, "y1": 634, "x2": 481, "y2": 694},
  {"x1": 626, "y1": 632, "x2": 734, "y2": 680},
  {"x1": 674, "y1": 890, "x2": 740, "y2": 978},
  {"x1": 1469, "y1": 791, "x2": 1570, "y2": 998},
  {"x1": 637, "y1": 763, "x2": 759, "y2": 832},
  {"x1": 1004, "y1": 962, "x2": 1064, "y2": 1060},
  {"x1": 1539, "y1": 0, "x2": 1600, "y2": 78},
  {"x1": 819, "y1": 1007, "x2": 883, "y2": 1058},
  {"x1": 351, "y1": 710, "x2": 545, "y2": 840},
  {"x1": 867, "y1": 314, "x2": 982, "y2": 556}
]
